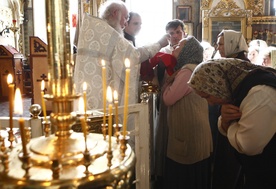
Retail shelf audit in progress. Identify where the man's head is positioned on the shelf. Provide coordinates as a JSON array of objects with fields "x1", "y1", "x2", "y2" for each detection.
[
  {"x1": 124, "y1": 12, "x2": 142, "y2": 37},
  {"x1": 98, "y1": 0, "x2": 129, "y2": 35},
  {"x1": 165, "y1": 19, "x2": 185, "y2": 46}
]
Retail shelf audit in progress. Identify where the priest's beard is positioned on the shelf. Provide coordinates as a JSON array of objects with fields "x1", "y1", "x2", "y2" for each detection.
[{"x1": 108, "y1": 15, "x2": 123, "y2": 36}]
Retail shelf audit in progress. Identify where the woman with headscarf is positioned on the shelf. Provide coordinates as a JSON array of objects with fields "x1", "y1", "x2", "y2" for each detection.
[
  {"x1": 188, "y1": 58, "x2": 276, "y2": 189},
  {"x1": 211, "y1": 30, "x2": 250, "y2": 189},
  {"x1": 216, "y1": 29, "x2": 249, "y2": 61},
  {"x1": 161, "y1": 36, "x2": 213, "y2": 189}
]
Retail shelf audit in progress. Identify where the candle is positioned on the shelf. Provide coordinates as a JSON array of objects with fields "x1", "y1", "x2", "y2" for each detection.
[
  {"x1": 41, "y1": 80, "x2": 48, "y2": 122},
  {"x1": 113, "y1": 90, "x2": 119, "y2": 127},
  {"x1": 83, "y1": 82, "x2": 87, "y2": 117},
  {"x1": 78, "y1": 97, "x2": 85, "y2": 114},
  {"x1": 123, "y1": 58, "x2": 130, "y2": 137},
  {"x1": 14, "y1": 88, "x2": 27, "y2": 156},
  {"x1": 80, "y1": 116, "x2": 87, "y2": 143},
  {"x1": 7, "y1": 74, "x2": 14, "y2": 131},
  {"x1": 102, "y1": 60, "x2": 107, "y2": 125},
  {"x1": 107, "y1": 86, "x2": 113, "y2": 150}
]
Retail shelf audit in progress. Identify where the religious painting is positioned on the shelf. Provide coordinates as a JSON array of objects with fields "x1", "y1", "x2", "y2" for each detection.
[
  {"x1": 251, "y1": 16, "x2": 276, "y2": 46},
  {"x1": 177, "y1": 5, "x2": 191, "y2": 22}
]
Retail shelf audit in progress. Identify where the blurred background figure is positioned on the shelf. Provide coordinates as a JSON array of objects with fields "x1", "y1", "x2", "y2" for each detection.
[
  {"x1": 201, "y1": 41, "x2": 215, "y2": 61},
  {"x1": 249, "y1": 39, "x2": 268, "y2": 49},
  {"x1": 248, "y1": 39, "x2": 268, "y2": 65},
  {"x1": 124, "y1": 12, "x2": 142, "y2": 47},
  {"x1": 260, "y1": 46, "x2": 276, "y2": 68},
  {"x1": 247, "y1": 46, "x2": 260, "y2": 65}
]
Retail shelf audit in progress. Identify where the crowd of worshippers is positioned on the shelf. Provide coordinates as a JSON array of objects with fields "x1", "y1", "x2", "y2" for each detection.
[{"x1": 73, "y1": 0, "x2": 276, "y2": 189}]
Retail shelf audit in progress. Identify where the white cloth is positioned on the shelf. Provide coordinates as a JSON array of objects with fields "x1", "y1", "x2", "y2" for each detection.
[
  {"x1": 74, "y1": 14, "x2": 161, "y2": 110},
  {"x1": 222, "y1": 30, "x2": 248, "y2": 57},
  {"x1": 160, "y1": 45, "x2": 173, "y2": 54},
  {"x1": 218, "y1": 85, "x2": 276, "y2": 155}
]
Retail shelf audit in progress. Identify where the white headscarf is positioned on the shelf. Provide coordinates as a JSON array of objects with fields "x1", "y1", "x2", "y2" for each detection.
[{"x1": 219, "y1": 30, "x2": 248, "y2": 57}]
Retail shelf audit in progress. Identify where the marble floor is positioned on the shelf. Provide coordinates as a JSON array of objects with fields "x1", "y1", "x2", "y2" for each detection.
[{"x1": 0, "y1": 97, "x2": 32, "y2": 117}]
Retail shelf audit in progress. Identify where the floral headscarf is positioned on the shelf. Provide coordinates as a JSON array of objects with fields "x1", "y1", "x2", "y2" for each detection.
[
  {"x1": 219, "y1": 30, "x2": 248, "y2": 57},
  {"x1": 188, "y1": 58, "x2": 276, "y2": 101},
  {"x1": 175, "y1": 36, "x2": 203, "y2": 71}
]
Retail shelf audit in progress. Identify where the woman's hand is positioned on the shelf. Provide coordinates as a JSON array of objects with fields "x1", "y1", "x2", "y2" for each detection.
[{"x1": 220, "y1": 104, "x2": 242, "y2": 132}]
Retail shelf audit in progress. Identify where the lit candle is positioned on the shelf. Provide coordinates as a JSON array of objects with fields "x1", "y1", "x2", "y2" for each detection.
[
  {"x1": 41, "y1": 80, "x2": 48, "y2": 122},
  {"x1": 78, "y1": 97, "x2": 85, "y2": 114},
  {"x1": 80, "y1": 116, "x2": 87, "y2": 145},
  {"x1": 123, "y1": 58, "x2": 130, "y2": 137},
  {"x1": 102, "y1": 60, "x2": 107, "y2": 125},
  {"x1": 107, "y1": 86, "x2": 113, "y2": 150},
  {"x1": 14, "y1": 88, "x2": 27, "y2": 156},
  {"x1": 83, "y1": 82, "x2": 87, "y2": 117},
  {"x1": 113, "y1": 90, "x2": 119, "y2": 127},
  {"x1": 7, "y1": 74, "x2": 14, "y2": 131}
]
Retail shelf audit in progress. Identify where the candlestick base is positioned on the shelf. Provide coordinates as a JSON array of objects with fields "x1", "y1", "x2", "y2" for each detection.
[
  {"x1": 101, "y1": 123, "x2": 108, "y2": 140},
  {"x1": 8, "y1": 128, "x2": 15, "y2": 149},
  {"x1": 42, "y1": 121, "x2": 51, "y2": 137},
  {"x1": 113, "y1": 123, "x2": 122, "y2": 144},
  {"x1": 83, "y1": 149, "x2": 92, "y2": 176},
  {"x1": 107, "y1": 149, "x2": 113, "y2": 168},
  {"x1": 119, "y1": 132, "x2": 130, "y2": 160},
  {"x1": 0, "y1": 136, "x2": 9, "y2": 174},
  {"x1": 19, "y1": 152, "x2": 31, "y2": 179}
]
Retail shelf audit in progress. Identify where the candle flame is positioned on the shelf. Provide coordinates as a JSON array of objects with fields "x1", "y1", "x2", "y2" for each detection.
[
  {"x1": 107, "y1": 86, "x2": 113, "y2": 103},
  {"x1": 124, "y1": 58, "x2": 130, "y2": 68},
  {"x1": 113, "y1": 90, "x2": 118, "y2": 101},
  {"x1": 7, "y1": 74, "x2": 13, "y2": 84},
  {"x1": 41, "y1": 80, "x2": 45, "y2": 91},
  {"x1": 83, "y1": 82, "x2": 87, "y2": 91},
  {"x1": 101, "y1": 59, "x2": 105, "y2": 67},
  {"x1": 14, "y1": 88, "x2": 23, "y2": 115}
]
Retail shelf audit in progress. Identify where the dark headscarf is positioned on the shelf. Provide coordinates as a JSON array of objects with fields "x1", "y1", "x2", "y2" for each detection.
[{"x1": 175, "y1": 36, "x2": 203, "y2": 71}]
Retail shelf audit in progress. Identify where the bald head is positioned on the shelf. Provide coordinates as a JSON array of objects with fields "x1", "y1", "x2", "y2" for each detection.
[{"x1": 98, "y1": 0, "x2": 129, "y2": 35}]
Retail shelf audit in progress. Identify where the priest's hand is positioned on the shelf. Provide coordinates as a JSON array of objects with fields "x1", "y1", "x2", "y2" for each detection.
[{"x1": 158, "y1": 34, "x2": 170, "y2": 48}]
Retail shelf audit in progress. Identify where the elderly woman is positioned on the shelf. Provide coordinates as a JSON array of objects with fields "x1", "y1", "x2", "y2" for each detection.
[
  {"x1": 216, "y1": 29, "x2": 249, "y2": 60},
  {"x1": 161, "y1": 36, "x2": 213, "y2": 189},
  {"x1": 189, "y1": 58, "x2": 276, "y2": 189},
  {"x1": 211, "y1": 29, "x2": 250, "y2": 189}
]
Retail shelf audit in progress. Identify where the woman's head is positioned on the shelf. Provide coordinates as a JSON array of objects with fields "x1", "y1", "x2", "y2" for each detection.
[
  {"x1": 216, "y1": 30, "x2": 248, "y2": 58},
  {"x1": 260, "y1": 46, "x2": 276, "y2": 68},
  {"x1": 172, "y1": 36, "x2": 203, "y2": 71},
  {"x1": 247, "y1": 46, "x2": 260, "y2": 65},
  {"x1": 188, "y1": 58, "x2": 261, "y2": 105}
]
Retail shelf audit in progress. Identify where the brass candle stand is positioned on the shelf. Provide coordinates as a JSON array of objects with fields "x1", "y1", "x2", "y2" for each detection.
[
  {"x1": 119, "y1": 131, "x2": 130, "y2": 160},
  {"x1": 42, "y1": 120, "x2": 51, "y2": 137},
  {"x1": 0, "y1": 136, "x2": 9, "y2": 174},
  {"x1": 0, "y1": 0, "x2": 135, "y2": 187},
  {"x1": 113, "y1": 123, "x2": 122, "y2": 144},
  {"x1": 101, "y1": 123, "x2": 108, "y2": 140}
]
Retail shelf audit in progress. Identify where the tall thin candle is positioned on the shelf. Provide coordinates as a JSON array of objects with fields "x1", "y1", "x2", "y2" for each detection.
[
  {"x1": 41, "y1": 80, "x2": 48, "y2": 122},
  {"x1": 101, "y1": 60, "x2": 107, "y2": 125},
  {"x1": 7, "y1": 74, "x2": 14, "y2": 131},
  {"x1": 83, "y1": 82, "x2": 87, "y2": 117},
  {"x1": 14, "y1": 88, "x2": 27, "y2": 156},
  {"x1": 113, "y1": 90, "x2": 119, "y2": 127},
  {"x1": 107, "y1": 86, "x2": 113, "y2": 150},
  {"x1": 123, "y1": 58, "x2": 130, "y2": 137}
]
